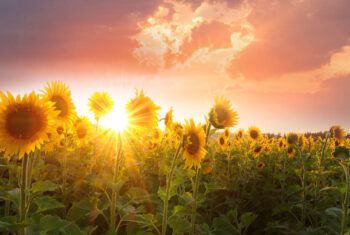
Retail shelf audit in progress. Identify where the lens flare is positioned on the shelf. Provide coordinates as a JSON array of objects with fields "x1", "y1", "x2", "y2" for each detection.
[{"x1": 99, "y1": 104, "x2": 129, "y2": 132}]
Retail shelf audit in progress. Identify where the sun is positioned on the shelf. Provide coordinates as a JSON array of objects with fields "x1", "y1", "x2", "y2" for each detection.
[{"x1": 99, "y1": 103, "x2": 129, "y2": 132}]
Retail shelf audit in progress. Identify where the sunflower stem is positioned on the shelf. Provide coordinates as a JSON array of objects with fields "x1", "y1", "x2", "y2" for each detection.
[
  {"x1": 19, "y1": 153, "x2": 29, "y2": 235},
  {"x1": 161, "y1": 140, "x2": 183, "y2": 235},
  {"x1": 191, "y1": 166, "x2": 201, "y2": 235},
  {"x1": 110, "y1": 132, "x2": 123, "y2": 230}
]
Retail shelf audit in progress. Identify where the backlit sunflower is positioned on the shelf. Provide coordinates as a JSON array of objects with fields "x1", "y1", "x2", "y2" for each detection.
[
  {"x1": 88, "y1": 92, "x2": 114, "y2": 121},
  {"x1": 183, "y1": 119, "x2": 207, "y2": 169},
  {"x1": 164, "y1": 107, "x2": 173, "y2": 130},
  {"x1": 297, "y1": 134, "x2": 306, "y2": 150},
  {"x1": 247, "y1": 126, "x2": 261, "y2": 141},
  {"x1": 0, "y1": 91, "x2": 58, "y2": 158},
  {"x1": 257, "y1": 163, "x2": 265, "y2": 169},
  {"x1": 41, "y1": 81, "x2": 76, "y2": 127},
  {"x1": 286, "y1": 133, "x2": 298, "y2": 146},
  {"x1": 126, "y1": 89, "x2": 160, "y2": 129},
  {"x1": 208, "y1": 96, "x2": 238, "y2": 129},
  {"x1": 152, "y1": 128, "x2": 163, "y2": 143},
  {"x1": 74, "y1": 116, "x2": 92, "y2": 145},
  {"x1": 330, "y1": 125, "x2": 346, "y2": 143},
  {"x1": 217, "y1": 133, "x2": 228, "y2": 151}
]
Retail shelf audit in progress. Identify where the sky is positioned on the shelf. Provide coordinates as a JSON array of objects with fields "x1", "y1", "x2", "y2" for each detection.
[{"x1": 0, "y1": 0, "x2": 350, "y2": 133}]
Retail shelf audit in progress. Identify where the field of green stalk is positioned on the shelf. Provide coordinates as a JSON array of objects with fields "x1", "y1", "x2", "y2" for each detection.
[{"x1": 1, "y1": 82, "x2": 350, "y2": 235}]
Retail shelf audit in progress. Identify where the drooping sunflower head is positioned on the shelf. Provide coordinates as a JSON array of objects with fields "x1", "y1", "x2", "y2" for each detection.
[
  {"x1": 247, "y1": 126, "x2": 261, "y2": 141},
  {"x1": 74, "y1": 116, "x2": 92, "y2": 145},
  {"x1": 126, "y1": 89, "x2": 160, "y2": 129},
  {"x1": 164, "y1": 107, "x2": 173, "y2": 129},
  {"x1": 330, "y1": 125, "x2": 346, "y2": 142},
  {"x1": 183, "y1": 119, "x2": 207, "y2": 169},
  {"x1": 0, "y1": 91, "x2": 59, "y2": 158},
  {"x1": 286, "y1": 133, "x2": 298, "y2": 146},
  {"x1": 208, "y1": 96, "x2": 238, "y2": 129},
  {"x1": 41, "y1": 81, "x2": 76, "y2": 127},
  {"x1": 88, "y1": 92, "x2": 114, "y2": 121},
  {"x1": 217, "y1": 133, "x2": 228, "y2": 151}
]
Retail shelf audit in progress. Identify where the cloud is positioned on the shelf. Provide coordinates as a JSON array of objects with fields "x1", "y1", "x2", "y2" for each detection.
[{"x1": 227, "y1": 0, "x2": 350, "y2": 80}]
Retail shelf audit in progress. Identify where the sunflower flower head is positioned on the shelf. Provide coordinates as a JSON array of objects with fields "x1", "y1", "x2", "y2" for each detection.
[
  {"x1": 88, "y1": 92, "x2": 114, "y2": 121},
  {"x1": 236, "y1": 129, "x2": 245, "y2": 140},
  {"x1": 330, "y1": 125, "x2": 346, "y2": 143},
  {"x1": 247, "y1": 126, "x2": 261, "y2": 141},
  {"x1": 126, "y1": 89, "x2": 160, "y2": 130},
  {"x1": 183, "y1": 119, "x2": 207, "y2": 169},
  {"x1": 0, "y1": 91, "x2": 59, "y2": 158},
  {"x1": 224, "y1": 128, "x2": 230, "y2": 139},
  {"x1": 287, "y1": 133, "x2": 298, "y2": 146},
  {"x1": 41, "y1": 81, "x2": 76, "y2": 127},
  {"x1": 208, "y1": 96, "x2": 238, "y2": 129},
  {"x1": 217, "y1": 133, "x2": 228, "y2": 151},
  {"x1": 278, "y1": 137, "x2": 286, "y2": 150},
  {"x1": 74, "y1": 116, "x2": 92, "y2": 145}
]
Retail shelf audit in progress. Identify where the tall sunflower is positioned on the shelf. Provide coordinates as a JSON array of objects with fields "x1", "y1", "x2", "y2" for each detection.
[
  {"x1": 277, "y1": 137, "x2": 286, "y2": 150},
  {"x1": 88, "y1": 92, "x2": 114, "y2": 121},
  {"x1": 41, "y1": 81, "x2": 76, "y2": 127},
  {"x1": 183, "y1": 119, "x2": 207, "y2": 169},
  {"x1": 247, "y1": 126, "x2": 261, "y2": 141},
  {"x1": 208, "y1": 96, "x2": 238, "y2": 129},
  {"x1": 236, "y1": 129, "x2": 245, "y2": 140},
  {"x1": 126, "y1": 89, "x2": 160, "y2": 129},
  {"x1": 0, "y1": 91, "x2": 58, "y2": 158},
  {"x1": 224, "y1": 128, "x2": 230, "y2": 139}
]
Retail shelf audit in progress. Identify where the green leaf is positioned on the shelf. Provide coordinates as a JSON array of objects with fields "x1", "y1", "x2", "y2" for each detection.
[
  {"x1": 39, "y1": 215, "x2": 84, "y2": 235},
  {"x1": 0, "y1": 216, "x2": 26, "y2": 232},
  {"x1": 34, "y1": 196, "x2": 64, "y2": 213},
  {"x1": 32, "y1": 180, "x2": 57, "y2": 194},
  {"x1": 204, "y1": 182, "x2": 225, "y2": 195},
  {"x1": 66, "y1": 197, "x2": 98, "y2": 222},
  {"x1": 240, "y1": 212, "x2": 257, "y2": 228},
  {"x1": 325, "y1": 207, "x2": 343, "y2": 219},
  {"x1": 168, "y1": 215, "x2": 191, "y2": 234},
  {"x1": 213, "y1": 217, "x2": 236, "y2": 234}
]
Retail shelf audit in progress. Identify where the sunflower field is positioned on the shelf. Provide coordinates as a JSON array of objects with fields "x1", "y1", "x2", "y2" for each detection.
[{"x1": 1, "y1": 81, "x2": 350, "y2": 235}]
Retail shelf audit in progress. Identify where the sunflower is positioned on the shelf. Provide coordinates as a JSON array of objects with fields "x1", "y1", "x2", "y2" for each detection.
[
  {"x1": 297, "y1": 134, "x2": 306, "y2": 150},
  {"x1": 257, "y1": 163, "x2": 265, "y2": 169},
  {"x1": 217, "y1": 133, "x2": 228, "y2": 151},
  {"x1": 236, "y1": 129, "x2": 244, "y2": 140},
  {"x1": 74, "y1": 116, "x2": 92, "y2": 145},
  {"x1": 307, "y1": 136, "x2": 315, "y2": 151},
  {"x1": 252, "y1": 145, "x2": 263, "y2": 158},
  {"x1": 41, "y1": 81, "x2": 76, "y2": 127},
  {"x1": 247, "y1": 126, "x2": 261, "y2": 141},
  {"x1": 164, "y1": 107, "x2": 173, "y2": 130},
  {"x1": 202, "y1": 165, "x2": 213, "y2": 174},
  {"x1": 88, "y1": 92, "x2": 114, "y2": 121},
  {"x1": 278, "y1": 137, "x2": 286, "y2": 150},
  {"x1": 0, "y1": 91, "x2": 58, "y2": 158},
  {"x1": 152, "y1": 128, "x2": 163, "y2": 143},
  {"x1": 126, "y1": 89, "x2": 160, "y2": 129},
  {"x1": 287, "y1": 146, "x2": 295, "y2": 158},
  {"x1": 263, "y1": 144, "x2": 271, "y2": 154},
  {"x1": 330, "y1": 125, "x2": 346, "y2": 143},
  {"x1": 286, "y1": 133, "x2": 298, "y2": 146},
  {"x1": 182, "y1": 119, "x2": 207, "y2": 169},
  {"x1": 208, "y1": 96, "x2": 238, "y2": 129},
  {"x1": 172, "y1": 122, "x2": 184, "y2": 138}
]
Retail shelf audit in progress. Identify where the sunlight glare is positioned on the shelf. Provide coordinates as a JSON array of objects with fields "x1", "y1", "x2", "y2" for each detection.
[{"x1": 99, "y1": 104, "x2": 129, "y2": 132}]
